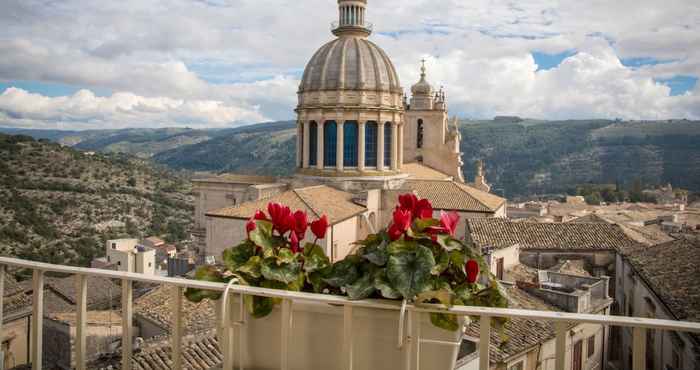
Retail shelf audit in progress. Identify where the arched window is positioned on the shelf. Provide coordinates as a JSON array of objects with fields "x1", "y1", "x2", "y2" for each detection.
[
  {"x1": 324, "y1": 121, "x2": 337, "y2": 167},
  {"x1": 308, "y1": 121, "x2": 317, "y2": 166},
  {"x1": 344, "y1": 121, "x2": 358, "y2": 167},
  {"x1": 365, "y1": 121, "x2": 378, "y2": 167},
  {"x1": 417, "y1": 119, "x2": 424, "y2": 149},
  {"x1": 384, "y1": 122, "x2": 392, "y2": 167}
]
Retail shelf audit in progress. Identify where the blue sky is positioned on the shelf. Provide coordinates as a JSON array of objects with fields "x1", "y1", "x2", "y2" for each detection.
[{"x1": 0, "y1": 0, "x2": 698, "y2": 129}]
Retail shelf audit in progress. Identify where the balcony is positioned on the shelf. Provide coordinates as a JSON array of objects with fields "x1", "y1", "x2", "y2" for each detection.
[{"x1": 1, "y1": 255, "x2": 699, "y2": 370}]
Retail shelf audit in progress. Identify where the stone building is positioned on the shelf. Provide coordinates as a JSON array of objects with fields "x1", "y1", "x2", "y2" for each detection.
[
  {"x1": 197, "y1": 0, "x2": 507, "y2": 262},
  {"x1": 1, "y1": 272, "x2": 32, "y2": 370},
  {"x1": 613, "y1": 238, "x2": 700, "y2": 370}
]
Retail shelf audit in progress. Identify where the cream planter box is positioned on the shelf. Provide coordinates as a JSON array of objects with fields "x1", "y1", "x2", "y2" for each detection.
[{"x1": 218, "y1": 297, "x2": 465, "y2": 370}]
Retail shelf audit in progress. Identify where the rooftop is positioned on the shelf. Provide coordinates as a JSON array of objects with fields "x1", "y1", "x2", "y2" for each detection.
[
  {"x1": 466, "y1": 218, "x2": 639, "y2": 251},
  {"x1": 401, "y1": 180, "x2": 505, "y2": 213},
  {"x1": 626, "y1": 238, "x2": 700, "y2": 323},
  {"x1": 401, "y1": 162, "x2": 453, "y2": 180},
  {"x1": 192, "y1": 173, "x2": 277, "y2": 185},
  {"x1": 134, "y1": 285, "x2": 216, "y2": 335},
  {"x1": 206, "y1": 185, "x2": 366, "y2": 224}
]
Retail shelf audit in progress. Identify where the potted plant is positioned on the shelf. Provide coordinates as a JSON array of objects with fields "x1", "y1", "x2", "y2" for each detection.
[{"x1": 186, "y1": 193, "x2": 507, "y2": 370}]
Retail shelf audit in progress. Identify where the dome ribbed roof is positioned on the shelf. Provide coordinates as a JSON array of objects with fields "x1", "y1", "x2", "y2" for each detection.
[{"x1": 300, "y1": 37, "x2": 401, "y2": 93}]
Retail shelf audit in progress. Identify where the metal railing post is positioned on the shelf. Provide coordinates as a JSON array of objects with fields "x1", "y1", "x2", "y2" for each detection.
[
  {"x1": 0, "y1": 265, "x2": 5, "y2": 341},
  {"x1": 75, "y1": 275, "x2": 87, "y2": 370},
  {"x1": 478, "y1": 316, "x2": 490, "y2": 370},
  {"x1": 31, "y1": 269, "x2": 44, "y2": 370},
  {"x1": 555, "y1": 321, "x2": 568, "y2": 370},
  {"x1": 280, "y1": 299, "x2": 292, "y2": 370},
  {"x1": 171, "y1": 286, "x2": 184, "y2": 370},
  {"x1": 632, "y1": 327, "x2": 646, "y2": 370},
  {"x1": 342, "y1": 305, "x2": 354, "y2": 370},
  {"x1": 121, "y1": 279, "x2": 133, "y2": 370}
]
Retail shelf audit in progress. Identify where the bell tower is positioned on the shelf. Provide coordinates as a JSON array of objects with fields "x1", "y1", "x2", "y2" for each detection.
[{"x1": 403, "y1": 61, "x2": 464, "y2": 182}]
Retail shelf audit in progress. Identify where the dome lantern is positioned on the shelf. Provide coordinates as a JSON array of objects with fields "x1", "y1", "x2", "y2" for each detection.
[
  {"x1": 332, "y1": 0, "x2": 372, "y2": 38},
  {"x1": 411, "y1": 59, "x2": 433, "y2": 96}
]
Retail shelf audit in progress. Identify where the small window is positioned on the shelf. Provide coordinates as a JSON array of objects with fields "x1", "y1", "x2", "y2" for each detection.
[
  {"x1": 587, "y1": 335, "x2": 595, "y2": 358},
  {"x1": 117, "y1": 261, "x2": 121, "y2": 266},
  {"x1": 417, "y1": 119, "x2": 424, "y2": 149},
  {"x1": 111, "y1": 243, "x2": 117, "y2": 249},
  {"x1": 148, "y1": 262, "x2": 152, "y2": 267},
  {"x1": 107, "y1": 256, "x2": 111, "y2": 262},
  {"x1": 508, "y1": 361, "x2": 523, "y2": 370}
]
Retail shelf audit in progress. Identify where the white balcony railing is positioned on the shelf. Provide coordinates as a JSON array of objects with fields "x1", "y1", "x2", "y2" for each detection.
[{"x1": 1, "y1": 256, "x2": 699, "y2": 370}]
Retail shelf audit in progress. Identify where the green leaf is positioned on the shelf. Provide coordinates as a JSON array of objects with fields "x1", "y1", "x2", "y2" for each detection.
[
  {"x1": 436, "y1": 234, "x2": 463, "y2": 251},
  {"x1": 430, "y1": 313, "x2": 460, "y2": 332},
  {"x1": 346, "y1": 273, "x2": 376, "y2": 300},
  {"x1": 184, "y1": 266, "x2": 225, "y2": 302},
  {"x1": 249, "y1": 220, "x2": 275, "y2": 250},
  {"x1": 361, "y1": 242, "x2": 389, "y2": 266},
  {"x1": 386, "y1": 245, "x2": 435, "y2": 298},
  {"x1": 354, "y1": 233, "x2": 383, "y2": 247},
  {"x1": 222, "y1": 241, "x2": 256, "y2": 271},
  {"x1": 261, "y1": 258, "x2": 302, "y2": 284},
  {"x1": 260, "y1": 280, "x2": 286, "y2": 304},
  {"x1": 323, "y1": 258, "x2": 360, "y2": 287},
  {"x1": 432, "y1": 248, "x2": 450, "y2": 275},
  {"x1": 244, "y1": 295, "x2": 274, "y2": 318},
  {"x1": 448, "y1": 250, "x2": 467, "y2": 281},
  {"x1": 303, "y1": 243, "x2": 331, "y2": 273},
  {"x1": 277, "y1": 248, "x2": 297, "y2": 265},
  {"x1": 236, "y1": 255, "x2": 262, "y2": 279},
  {"x1": 308, "y1": 269, "x2": 330, "y2": 293},
  {"x1": 286, "y1": 271, "x2": 306, "y2": 292},
  {"x1": 373, "y1": 268, "x2": 402, "y2": 299},
  {"x1": 387, "y1": 239, "x2": 418, "y2": 255}
]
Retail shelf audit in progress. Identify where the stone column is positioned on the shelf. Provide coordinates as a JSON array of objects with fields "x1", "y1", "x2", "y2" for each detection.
[
  {"x1": 377, "y1": 122, "x2": 385, "y2": 171},
  {"x1": 397, "y1": 123, "x2": 404, "y2": 170},
  {"x1": 358, "y1": 121, "x2": 366, "y2": 172},
  {"x1": 391, "y1": 122, "x2": 399, "y2": 171},
  {"x1": 302, "y1": 121, "x2": 310, "y2": 168},
  {"x1": 317, "y1": 122, "x2": 324, "y2": 170},
  {"x1": 296, "y1": 121, "x2": 302, "y2": 168},
  {"x1": 336, "y1": 121, "x2": 344, "y2": 171}
]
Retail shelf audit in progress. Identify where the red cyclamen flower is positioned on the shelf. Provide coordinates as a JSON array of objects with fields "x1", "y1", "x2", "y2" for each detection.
[
  {"x1": 290, "y1": 231, "x2": 300, "y2": 254},
  {"x1": 310, "y1": 215, "x2": 329, "y2": 239},
  {"x1": 465, "y1": 259, "x2": 479, "y2": 283},
  {"x1": 293, "y1": 210, "x2": 308, "y2": 239},
  {"x1": 439, "y1": 211, "x2": 460, "y2": 236},
  {"x1": 253, "y1": 210, "x2": 268, "y2": 221},
  {"x1": 393, "y1": 207, "x2": 412, "y2": 232},
  {"x1": 398, "y1": 193, "x2": 418, "y2": 217},
  {"x1": 388, "y1": 223, "x2": 403, "y2": 241},
  {"x1": 414, "y1": 198, "x2": 433, "y2": 219},
  {"x1": 245, "y1": 218, "x2": 256, "y2": 238},
  {"x1": 268, "y1": 202, "x2": 292, "y2": 234}
]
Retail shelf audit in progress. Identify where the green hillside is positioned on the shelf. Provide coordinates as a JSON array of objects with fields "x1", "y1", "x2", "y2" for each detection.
[{"x1": 0, "y1": 134, "x2": 193, "y2": 266}]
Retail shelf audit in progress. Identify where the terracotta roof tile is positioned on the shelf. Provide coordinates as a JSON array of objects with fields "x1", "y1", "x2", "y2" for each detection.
[
  {"x1": 45, "y1": 275, "x2": 121, "y2": 310},
  {"x1": 401, "y1": 162, "x2": 452, "y2": 180},
  {"x1": 206, "y1": 185, "x2": 366, "y2": 224},
  {"x1": 626, "y1": 238, "x2": 700, "y2": 323},
  {"x1": 466, "y1": 218, "x2": 640, "y2": 251},
  {"x1": 90, "y1": 331, "x2": 222, "y2": 370},
  {"x1": 193, "y1": 173, "x2": 276, "y2": 185},
  {"x1": 400, "y1": 180, "x2": 505, "y2": 213},
  {"x1": 135, "y1": 285, "x2": 216, "y2": 335}
]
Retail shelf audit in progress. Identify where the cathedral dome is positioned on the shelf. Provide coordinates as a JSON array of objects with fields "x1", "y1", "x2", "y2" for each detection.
[{"x1": 299, "y1": 37, "x2": 402, "y2": 94}]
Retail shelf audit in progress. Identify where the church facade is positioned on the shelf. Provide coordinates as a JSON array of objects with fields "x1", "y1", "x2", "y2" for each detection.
[{"x1": 195, "y1": 0, "x2": 506, "y2": 262}]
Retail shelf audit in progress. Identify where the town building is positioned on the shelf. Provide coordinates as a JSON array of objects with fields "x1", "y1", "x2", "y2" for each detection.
[
  {"x1": 93, "y1": 239, "x2": 156, "y2": 275},
  {"x1": 1, "y1": 272, "x2": 32, "y2": 370},
  {"x1": 613, "y1": 238, "x2": 700, "y2": 370}
]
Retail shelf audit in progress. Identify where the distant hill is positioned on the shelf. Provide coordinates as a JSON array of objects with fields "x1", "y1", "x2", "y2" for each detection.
[
  {"x1": 152, "y1": 121, "x2": 297, "y2": 175},
  {"x1": 5, "y1": 119, "x2": 700, "y2": 198},
  {"x1": 0, "y1": 134, "x2": 193, "y2": 266}
]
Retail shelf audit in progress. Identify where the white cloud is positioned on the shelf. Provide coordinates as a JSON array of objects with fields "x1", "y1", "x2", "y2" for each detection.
[
  {"x1": 0, "y1": 87, "x2": 267, "y2": 129},
  {"x1": 0, "y1": 0, "x2": 698, "y2": 128}
]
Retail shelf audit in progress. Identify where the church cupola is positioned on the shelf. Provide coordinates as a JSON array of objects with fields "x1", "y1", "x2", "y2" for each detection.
[
  {"x1": 332, "y1": 0, "x2": 372, "y2": 37},
  {"x1": 411, "y1": 60, "x2": 433, "y2": 96}
]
